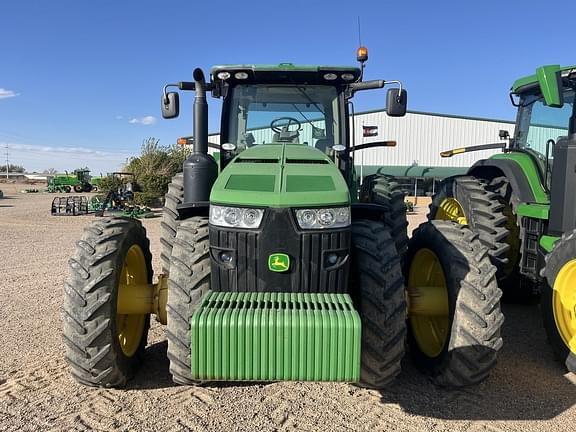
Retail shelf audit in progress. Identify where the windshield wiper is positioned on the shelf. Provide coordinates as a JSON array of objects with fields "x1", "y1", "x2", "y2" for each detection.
[
  {"x1": 294, "y1": 86, "x2": 339, "y2": 131},
  {"x1": 294, "y1": 86, "x2": 326, "y2": 116}
]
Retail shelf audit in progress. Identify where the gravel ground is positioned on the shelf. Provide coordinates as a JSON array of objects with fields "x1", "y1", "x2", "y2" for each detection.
[{"x1": 0, "y1": 187, "x2": 575, "y2": 432}]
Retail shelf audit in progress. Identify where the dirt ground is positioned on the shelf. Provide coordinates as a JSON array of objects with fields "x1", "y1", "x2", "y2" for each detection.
[{"x1": 0, "y1": 185, "x2": 575, "y2": 432}]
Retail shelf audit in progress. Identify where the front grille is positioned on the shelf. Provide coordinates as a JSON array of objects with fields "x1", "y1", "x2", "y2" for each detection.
[{"x1": 209, "y1": 208, "x2": 349, "y2": 293}]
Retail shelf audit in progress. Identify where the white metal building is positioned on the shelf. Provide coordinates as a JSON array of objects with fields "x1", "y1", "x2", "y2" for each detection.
[
  {"x1": 350, "y1": 109, "x2": 515, "y2": 168},
  {"x1": 208, "y1": 109, "x2": 515, "y2": 170}
]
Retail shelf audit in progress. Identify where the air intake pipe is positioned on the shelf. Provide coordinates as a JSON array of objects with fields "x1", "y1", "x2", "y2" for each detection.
[{"x1": 182, "y1": 68, "x2": 218, "y2": 206}]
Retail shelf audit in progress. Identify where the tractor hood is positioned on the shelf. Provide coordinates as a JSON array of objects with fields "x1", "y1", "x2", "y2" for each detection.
[{"x1": 209, "y1": 144, "x2": 350, "y2": 208}]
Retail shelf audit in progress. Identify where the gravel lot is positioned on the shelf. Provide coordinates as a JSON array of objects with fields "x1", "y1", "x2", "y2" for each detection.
[{"x1": 1, "y1": 186, "x2": 575, "y2": 432}]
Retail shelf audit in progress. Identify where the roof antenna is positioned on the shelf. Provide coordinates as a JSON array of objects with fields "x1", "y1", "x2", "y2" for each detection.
[{"x1": 356, "y1": 17, "x2": 368, "y2": 81}]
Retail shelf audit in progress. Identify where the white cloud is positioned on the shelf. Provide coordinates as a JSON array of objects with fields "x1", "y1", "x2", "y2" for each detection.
[
  {"x1": 128, "y1": 115, "x2": 157, "y2": 125},
  {"x1": 0, "y1": 88, "x2": 19, "y2": 99},
  {"x1": 115, "y1": 115, "x2": 124, "y2": 120},
  {"x1": 2, "y1": 141, "x2": 132, "y2": 173}
]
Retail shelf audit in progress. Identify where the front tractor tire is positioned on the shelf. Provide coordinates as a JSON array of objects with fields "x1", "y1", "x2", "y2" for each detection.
[
  {"x1": 350, "y1": 220, "x2": 407, "y2": 389},
  {"x1": 166, "y1": 217, "x2": 211, "y2": 385},
  {"x1": 541, "y1": 229, "x2": 576, "y2": 373},
  {"x1": 63, "y1": 218, "x2": 153, "y2": 387},
  {"x1": 404, "y1": 221, "x2": 504, "y2": 387},
  {"x1": 160, "y1": 173, "x2": 184, "y2": 274}
]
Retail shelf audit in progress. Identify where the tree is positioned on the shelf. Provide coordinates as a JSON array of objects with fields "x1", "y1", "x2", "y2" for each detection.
[
  {"x1": 43, "y1": 168, "x2": 58, "y2": 174},
  {"x1": 122, "y1": 137, "x2": 185, "y2": 205},
  {"x1": 0, "y1": 164, "x2": 25, "y2": 173}
]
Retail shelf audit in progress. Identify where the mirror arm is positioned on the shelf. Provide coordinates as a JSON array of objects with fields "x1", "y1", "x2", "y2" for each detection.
[
  {"x1": 162, "y1": 83, "x2": 179, "y2": 103},
  {"x1": 383, "y1": 80, "x2": 403, "y2": 100},
  {"x1": 347, "y1": 141, "x2": 397, "y2": 153},
  {"x1": 346, "y1": 80, "x2": 385, "y2": 98},
  {"x1": 440, "y1": 142, "x2": 507, "y2": 158}
]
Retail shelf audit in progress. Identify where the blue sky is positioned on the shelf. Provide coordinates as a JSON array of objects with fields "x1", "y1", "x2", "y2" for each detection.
[{"x1": 1, "y1": 0, "x2": 574, "y2": 173}]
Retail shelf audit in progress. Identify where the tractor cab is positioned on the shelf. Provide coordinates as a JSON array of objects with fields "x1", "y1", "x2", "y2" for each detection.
[
  {"x1": 212, "y1": 65, "x2": 359, "y2": 150},
  {"x1": 510, "y1": 66, "x2": 576, "y2": 188},
  {"x1": 162, "y1": 60, "x2": 407, "y2": 203}
]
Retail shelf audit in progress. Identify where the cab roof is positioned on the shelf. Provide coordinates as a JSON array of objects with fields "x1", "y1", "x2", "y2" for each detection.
[
  {"x1": 210, "y1": 64, "x2": 361, "y2": 85},
  {"x1": 512, "y1": 64, "x2": 576, "y2": 93}
]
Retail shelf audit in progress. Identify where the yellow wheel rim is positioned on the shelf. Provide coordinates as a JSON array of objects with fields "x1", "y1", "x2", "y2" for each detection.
[
  {"x1": 407, "y1": 248, "x2": 450, "y2": 358},
  {"x1": 552, "y1": 259, "x2": 576, "y2": 353},
  {"x1": 436, "y1": 198, "x2": 467, "y2": 225},
  {"x1": 116, "y1": 245, "x2": 148, "y2": 357}
]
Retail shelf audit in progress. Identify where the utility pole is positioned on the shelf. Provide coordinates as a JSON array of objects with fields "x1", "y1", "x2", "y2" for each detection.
[{"x1": 4, "y1": 145, "x2": 8, "y2": 179}]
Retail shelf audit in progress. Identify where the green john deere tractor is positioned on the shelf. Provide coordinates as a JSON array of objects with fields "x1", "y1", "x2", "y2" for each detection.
[
  {"x1": 47, "y1": 169, "x2": 93, "y2": 193},
  {"x1": 63, "y1": 52, "x2": 502, "y2": 389},
  {"x1": 429, "y1": 65, "x2": 576, "y2": 372}
]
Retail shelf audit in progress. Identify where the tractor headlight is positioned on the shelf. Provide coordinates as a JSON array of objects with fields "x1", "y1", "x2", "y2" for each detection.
[
  {"x1": 209, "y1": 205, "x2": 264, "y2": 229},
  {"x1": 295, "y1": 207, "x2": 350, "y2": 229}
]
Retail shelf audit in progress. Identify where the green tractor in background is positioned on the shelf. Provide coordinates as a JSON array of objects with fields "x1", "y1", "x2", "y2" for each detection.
[
  {"x1": 62, "y1": 50, "x2": 503, "y2": 389},
  {"x1": 47, "y1": 168, "x2": 94, "y2": 193},
  {"x1": 430, "y1": 65, "x2": 576, "y2": 372}
]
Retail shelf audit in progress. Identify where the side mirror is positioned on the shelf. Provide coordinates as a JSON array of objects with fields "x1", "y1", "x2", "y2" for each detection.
[
  {"x1": 386, "y1": 88, "x2": 407, "y2": 117},
  {"x1": 161, "y1": 92, "x2": 180, "y2": 119}
]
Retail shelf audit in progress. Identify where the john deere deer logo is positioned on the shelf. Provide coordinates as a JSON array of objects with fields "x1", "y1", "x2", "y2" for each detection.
[{"x1": 268, "y1": 253, "x2": 290, "y2": 272}]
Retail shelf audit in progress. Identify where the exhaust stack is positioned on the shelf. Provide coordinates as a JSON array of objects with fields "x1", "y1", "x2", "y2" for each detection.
[
  {"x1": 193, "y1": 68, "x2": 208, "y2": 155},
  {"x1": 182, "y1": 68, "x2": 218, "y2": 206}
]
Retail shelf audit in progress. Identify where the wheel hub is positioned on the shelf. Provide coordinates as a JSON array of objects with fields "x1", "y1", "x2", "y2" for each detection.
[
  {"x1": 553, "y1": 259, "x2": 576, "y2": 352},
  {"x1": 436, "y1": 198, "x2": 467, "y2": 225},
  {"x1": 116, "y1": 245, "x2": 148, "y2": 357},
  {"x1": 407, "y1": 248, "x2": 450, "y2": 358}
]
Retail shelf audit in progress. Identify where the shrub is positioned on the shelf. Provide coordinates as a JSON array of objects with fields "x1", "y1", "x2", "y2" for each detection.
[
  {"x1": 97, "y1": 175, "x2": 124, "y2": 193},
  {"x1": 133, "y1": 192, "x2": 162, "y2": 207}
]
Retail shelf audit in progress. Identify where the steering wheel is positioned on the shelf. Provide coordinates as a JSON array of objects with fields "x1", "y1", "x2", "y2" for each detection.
[{"x1": 270, "y1": 117, "x2": 302, "y2": 133}]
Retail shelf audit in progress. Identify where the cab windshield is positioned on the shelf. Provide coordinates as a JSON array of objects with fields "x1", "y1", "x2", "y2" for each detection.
[
  {"x1": 516, "y1": 89, "x2": 574, "y2": 156},
  {"x1": 225, "y1": 84, "x2": 341, "y2": 152}
]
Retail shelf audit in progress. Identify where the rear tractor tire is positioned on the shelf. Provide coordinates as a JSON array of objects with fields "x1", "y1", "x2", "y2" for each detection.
[
  {"x1": 541, "y1": 229, "x2": 576, "y2": 373},
  {"x1": 428, "y1": 175, "x2": 533, "y2": 302},
  {"x1": 404, "y1": 221, "x2": 504, "y2": 387},
  {"x1": 166, "y1": 217, "x2": 211, "y2": 385},
  {"x1": 360, "y1": 174, "x2": 409, "y2": 259},
  {"x1": 63, "y1": 217, "x2": 153, "y2": 387},
  {"x1": 160, "y1": 172, "x2": 184, "y2": 274},
  {"x1": 350, "y1": 219, "x2": 407, "y2": 389}
]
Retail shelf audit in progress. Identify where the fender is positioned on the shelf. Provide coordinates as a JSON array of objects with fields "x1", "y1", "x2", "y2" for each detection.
[
  {"x1": 468, "y1": 157, "x2": 546, "y2": 204},
  {"x1": 351, "y1": 203, "x2": 389, "y2": 222}
]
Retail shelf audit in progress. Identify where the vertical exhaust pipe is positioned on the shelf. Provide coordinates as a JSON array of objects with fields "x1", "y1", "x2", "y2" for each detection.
[
  {"x1": 182, "y1": 68, "x2": 218, "y2": 206},
  {"x1": 193, "y1": 68, "x2": 208, "y2": 155}
]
